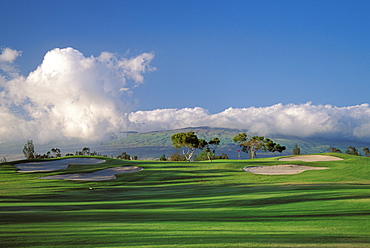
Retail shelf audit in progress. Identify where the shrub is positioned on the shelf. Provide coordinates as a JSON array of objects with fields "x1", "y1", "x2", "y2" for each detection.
[
  {"x1": 169, "y1": 152, "x2": 186, "y2": 161},
  {"x1": 117, "y1": 152, "x2": 131, "y2": 160},
  {"x1": 159, "y1": 155, "x2": 167, "y2": 161}
]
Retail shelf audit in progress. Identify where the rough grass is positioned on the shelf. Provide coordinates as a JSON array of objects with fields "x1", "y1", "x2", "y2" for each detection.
[{"x1": 0, "y1": 153, "x2": 369, "y2": 247}]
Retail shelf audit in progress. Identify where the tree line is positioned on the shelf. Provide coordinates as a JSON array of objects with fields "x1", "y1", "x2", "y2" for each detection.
[
  {"x1": 22, "y1": 140, "x2": 102, "y2": 159},
  {"x1": 21, "y1": 140, "x2": 137, "y2": 160},
  {"x1": 19, "y1": 136, "x2": 370, "y2": 163},
  {"x1": 166, "y1": 131, "x2": 286, "y2": 161},
  {"x1": 169, "y1": 131, "x2": 370, "y2": 161},
  {"x1": 329, "y1": 146, "x2": 370, "y2": 157}
]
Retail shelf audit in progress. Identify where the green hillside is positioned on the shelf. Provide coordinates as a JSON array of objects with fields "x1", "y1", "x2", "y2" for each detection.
[
  {"x1": 100, "y1": 127, "x2": 370, "y2": 160},
  {"x1": 1, "y1": 127, "x2": 369, "y2": 161},
  {"x1": 0, "y1": 153, "x2": 369, "y2": 247}
]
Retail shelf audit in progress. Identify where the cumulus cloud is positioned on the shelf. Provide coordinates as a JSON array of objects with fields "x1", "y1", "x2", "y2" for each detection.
[
  {"x1": 128, "y1": 103, "x2": 370, "y2": 140},
  {"x1": 1, "y1": 47, "x2": 369, "y2": 143},
  {"x1": 0, "y1": 47, "x2": 155, "y2": 143}
]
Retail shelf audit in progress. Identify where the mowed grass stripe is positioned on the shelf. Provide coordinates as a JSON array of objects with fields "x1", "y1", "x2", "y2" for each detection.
[{"x1": 0, "y1": 153, "x2": 369, "y2": 247}]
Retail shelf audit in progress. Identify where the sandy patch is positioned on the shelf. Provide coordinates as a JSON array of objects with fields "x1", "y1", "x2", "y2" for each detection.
[
  {"x1": 15, "y1": 158, "x2": 106, "y2": 172},
  {"x1": 39, "y1": 166, "x2": 143, "y2": 181},
  {"x1": 278, "y1": 155, "x2": 343, "y2": 162},
  {"x1": 243, "y1": 164, "x2": 329, "y2": 175}
]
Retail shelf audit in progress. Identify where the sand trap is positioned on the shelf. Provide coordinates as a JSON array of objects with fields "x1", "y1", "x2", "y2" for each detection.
[
  {"x1": 243, "y1": 155, "x2": 341, "y2": 175},
  {"x1": 39, "y1": 166, "x2": 143, "y2": 181},
  {"x1": 243, "y1": 164, "x2": 329, "y2": 175},
  {"x1": 278, "y1": 155, "x2": 343, "y2": 162},
  {"x1": 15, "y1": 158, "x2": 106, "y2": 172}
]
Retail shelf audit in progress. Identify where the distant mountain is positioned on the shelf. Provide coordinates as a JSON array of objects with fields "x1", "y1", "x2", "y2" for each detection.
[
  {"x1": 98, "y1": 126, "x2": 370, "y2": 160},
  {"x1": 1, "y1": 127, "x2": 369, "y2": 161}
]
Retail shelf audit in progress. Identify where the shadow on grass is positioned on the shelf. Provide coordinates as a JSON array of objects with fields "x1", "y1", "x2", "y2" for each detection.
[
  {"x1": 1, "y1": 182, "x2": 369, "y2": 211},
  {"x1": 1, "y1": 222, "x2": 369, "y2": 248}
]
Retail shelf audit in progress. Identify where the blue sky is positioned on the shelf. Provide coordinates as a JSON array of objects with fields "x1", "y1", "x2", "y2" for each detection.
[
  {"x1": 2, "y1": 0, "x2": 369, "y2": 112},
  {"x1": 1, "y1": 0, "x2": 370, "y2": 142}
]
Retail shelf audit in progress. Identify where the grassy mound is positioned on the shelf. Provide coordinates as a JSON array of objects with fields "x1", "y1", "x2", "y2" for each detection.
[{"x1": 1, "y1": 153, "x2": 369, "y2": 247}]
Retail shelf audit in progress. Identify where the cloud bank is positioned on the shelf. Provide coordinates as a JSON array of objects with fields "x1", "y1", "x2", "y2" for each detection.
[
  {"x1": 0, "y1": 47, "x2": 154, "y2": 143},
  {"x1": 1, "y1": 47, "x2": 369, "y2": 143},
  {"x1": 128, "y1": 103, "x2": 370, "y2": 140}
]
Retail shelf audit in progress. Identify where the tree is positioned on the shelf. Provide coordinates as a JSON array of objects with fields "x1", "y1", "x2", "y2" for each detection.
[
  {"x1": 293, "y1": 143, "x2": 301, "y2": 155},
  {"x1": 346, "y1": 146, "x2": 359, "y2": 156},
  {"x1": 196, "y1": 137, "x2": 221, "y2": 162},
  {"x1": 206, "y1": 137, "x2": 220, "y2": 162},
  {"x1": 117, "y1": 152, "x2": 131, "y2": 160},
  {"x1": 329, "y1": 147, "x2": 342, "y2": 153},
  {"x1": 232, "y1": 133, "x2": 247, "y2": 145},
  {"x1": 51, "y1": 148, "x2": 61, "y2": 157},
  {"x1": 240, "y1": 136, "x2": 265, "y2": 159},
  {"x1": 171, "y1": 131, "x2": 207, "y2": 161},
  {"x1": 215, "y1": 153, "x2": 229, "y2": 159},
  {"x1": 273, "y1": 143, "x2": 286, "y2": 155},
  {"x1": 363, "y1": 147, "x2": 370, "y2": 157},
  {"x1": 159, "y1": 154, "x2": 167, "y2": 161},
  {"x1": 263, "y1": 138, "x2": 286, "y2": 155},
  {"x1": 23, "y1": 140, "x2": 35, "y2": 159},
  {"x1": 232, "y1": 134, "x2": 285, "y2": 159},
  {"x1": 82, "y1": 147, "x2": 90, "y2": 155}
]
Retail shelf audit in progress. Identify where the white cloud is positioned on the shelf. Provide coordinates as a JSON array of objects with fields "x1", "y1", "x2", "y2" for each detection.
[
  {"x1": 0, "y1": 47, "x2": 22, "y2": 62},
  {"x1": 128, "y1": 103, "x2": 370, "y2": 140},
  {"x1": 0, "y1": 47, "x2": 155, "y2": 143},
  {"x1": 0, "y1": 47, "x2": 22, "y2": 77},
  {"x1": 1, "y1": 47, "x2": 369, "y2": 143}
]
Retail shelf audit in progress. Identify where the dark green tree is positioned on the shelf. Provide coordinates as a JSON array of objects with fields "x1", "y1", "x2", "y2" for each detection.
[
  {"x1": 206, "y1": 137, "x2": 220, "y2": 161},
  {"x1": 273, "y1": 143, "x2": 286, "y2": 155},
  {"x1": 159, "y1": 154, "x2": 167, "y2": 161},
  {"x1": 293, "y1": 143, "x2": 301, "y2": 155},
  {"x1": 82, "y1": 147, "x2": 90, "y2": 155},
  {"x1": 346, "y1": 146, "x2": 359, "y2": 156},
  {"x1": 232, "y1": 133, "x2": 247, "y2": 145},
  {"x1": 363, "y1": 147, "x2": 370, "y2": 157},
  {"x1": 232, "y1": 134, "x2": 285, "y2": 159},
  {"x1": 23, "y1": 140, "x2": 35, "y2": 159},
  {"x1": 329, "y1": 147, "x2": 342, "y2": 153},
  {"x1": 51, "y1": 148, "x2": 61, "y2": 157},
  {"x1": 171, "y1": 131, "x2": 207, "y2": 161},
  {"x1": 117, "y1": 152, "x2": 131, "y2": 160}
]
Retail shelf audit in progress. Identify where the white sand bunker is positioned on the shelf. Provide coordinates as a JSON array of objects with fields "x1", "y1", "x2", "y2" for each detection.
[
  {"x1": 39, "y1": 166, "x2": 143, "y2": 181},
  {"x1": 15, "y1": 158, "x2": 106, "y2": 172},
  {"x1": 279, "y1": 155, "x2": 343, "y2": 162},
  {"x1": 243, "y1": 164, "x2": 329, "y2": 175}
]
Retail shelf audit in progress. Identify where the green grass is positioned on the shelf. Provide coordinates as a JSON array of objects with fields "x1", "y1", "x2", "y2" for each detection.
[{"x1": 1, "y1": 153, "x2": 369, "y2": 247}]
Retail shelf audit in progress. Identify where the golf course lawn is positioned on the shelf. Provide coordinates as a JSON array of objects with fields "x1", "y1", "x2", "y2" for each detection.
[{"x1": 1, "y1": 153, "x2": 369, "y2": 247}]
